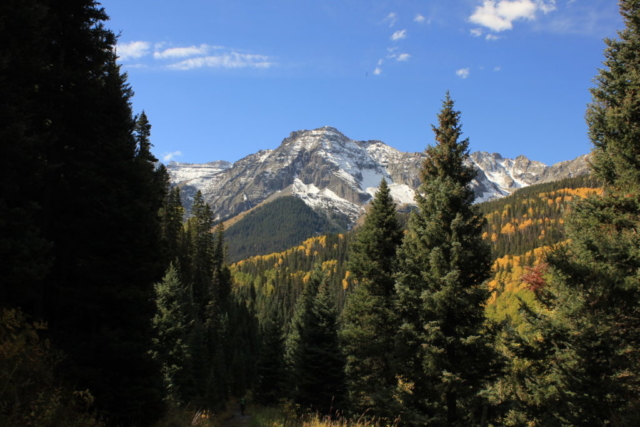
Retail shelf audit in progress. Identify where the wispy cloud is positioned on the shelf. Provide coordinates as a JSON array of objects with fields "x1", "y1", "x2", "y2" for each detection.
[
  {"x1": 163, "y1": 151, "x2": 183, "y2": 162},
  {"x1": 469, "y1": 0, "x2": 557, "y2": 32},
  {"x1": 470, "y1": 28, "x2": 484, "y2": 37},
  {"x1": 494, "y1": 66, "x2": 502, "y2": 71},
  {"x1": 168, "y1": 53, "x2": 274, "y2": 70},
  {"x1": 116, "y1": 41, "x2": 276, "y2": 72},
  {"x1": 116, "y1": 41, "x2": 151, "y2": 60},
  {"x1": 391, "y1": 29, "x2": 407, "y2": 41},
  {"x1": 456, "y1": 68, "x2": 470, "y2": 79},
  {"x1": 373, "y1": 67, "x2": 382, "y2": 75},
  {"x1": 414, "y1": 14, "x2": 427, "y2": 23},
  {"x1": 384, "y1": 12, "x2": 398, "y2": 27},
  {"x1": 154, "y1": 44, "x2": 221, "y2": 60},
  {"x1": 486, "y1": 34, "x2": 501, "y2": 40},
  {"x1": 397, "y1": 53, "x2": 411, "y2": 61}
]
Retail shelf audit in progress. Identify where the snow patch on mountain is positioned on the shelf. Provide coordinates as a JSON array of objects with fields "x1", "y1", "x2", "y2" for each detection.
[
  {"x1": 291, "y1": 178, "x2": 361, "y2": 222},
  {"x1": 167, "y1": 161, "x2": 231, "y2": 185}
]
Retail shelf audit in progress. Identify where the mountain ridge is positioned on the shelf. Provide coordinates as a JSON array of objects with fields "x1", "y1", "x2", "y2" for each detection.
[{"x1": 167, "y1": 126, "x2": 590, "y2": 227}]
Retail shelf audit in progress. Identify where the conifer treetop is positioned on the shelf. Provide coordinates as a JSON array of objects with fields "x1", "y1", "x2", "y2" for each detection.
[
  {"x1": 422, "y1": 92, "x2": 476, "y2": 192},
  {"x1": 587, "y1": 0, "x2": 640, "y2": 191}
]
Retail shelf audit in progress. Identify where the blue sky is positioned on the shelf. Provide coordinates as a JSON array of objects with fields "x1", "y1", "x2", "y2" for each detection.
[{"x1": 105, "y1": 0, "x2": 622, "y2": 166}]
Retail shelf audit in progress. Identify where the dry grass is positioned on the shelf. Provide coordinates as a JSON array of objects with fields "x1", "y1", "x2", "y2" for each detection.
[
  {"x1": 155, "y1": 402, "x2": 233, "y2": 427},
  {"x1": 248, "y1": 405, "x2": 399, "y2": 427}
]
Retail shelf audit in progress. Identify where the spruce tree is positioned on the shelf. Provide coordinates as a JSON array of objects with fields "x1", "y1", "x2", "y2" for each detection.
[
  {"x1": 160, "y1": 186, "x2": 185, "y2": 264},
  {"x1": 340, "y1": 178, "x2": 403, "y2": 419},
  {"x1": 395, "y1": 93, "x2": 495, "y2": 426},
  {"x1": 254, "y1": 306, "x2": 287, "y2": 405},
  {"x1": 151, "y1": 264, "x2": 195, "y2": 404},
  {"x1": 0, "y1": 2, "x2": 169, "y2": 424},
  {"x1": 587, "y1": 0, "x2": 640, "y2": 191},
  {"x1": 286, "y1": 268, "x2": 346, "y2": 414},
  {"x1": 509, "y1": 2, "x2": 640, "y2": 423}
]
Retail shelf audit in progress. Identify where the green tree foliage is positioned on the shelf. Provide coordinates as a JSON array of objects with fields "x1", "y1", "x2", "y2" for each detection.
[
  {"x1": 232, "y1": 233, "x2": 352, "y2": 326},
  {"x1": 160, "y1": 186, "x2": 185, "y2": 264},
  {"x1": 150, "y1": 264, "x2": 195, "y2": 405},
  {"x1": 478, "y1": 175, "x2": 601, "y2": 260},
  {"x1": 395, "y1": 94, "x2": 497, "y2": 426},
  {"x1": 254, "y1": 306, "x2": 287, "y2": 405},
  {"x1": 152, "y1": 197, "x2": 258, "y2": 412},
  {"x1": 226, "y1": 196, "x2": 349, "y2": 263},
  {"x1": 503, "y1": 2, "x2": 640, "y2": 424},
  {"x1": 340, "y1": 179, "x2": 403, "y2": 419},
  {"x1": 286, "y1": 268, "x2": 346, "y2": 414},
  {"x1": 587, "y1": 0, "x2": 640, "y2": 191},
  {"x1": 1, "y1": 1, "x2": 167, "y2": 424},
  {"x1": 0, "y1": 0, "x2": 54, "y2": 313}
]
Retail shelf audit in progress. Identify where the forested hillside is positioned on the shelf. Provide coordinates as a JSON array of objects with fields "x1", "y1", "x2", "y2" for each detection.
[
  {"x1": 225, "y1": 196, "x2": 349, "y2": 263},
  {"x1": 230, "y1": 175, "x2": 602, "y2": 324},
  {"x1": 233, "y1": 233, "x2": 352, "y2": 324},
  {"x1": 478, "y1": 174, "x2": 602, "y2": 259}
]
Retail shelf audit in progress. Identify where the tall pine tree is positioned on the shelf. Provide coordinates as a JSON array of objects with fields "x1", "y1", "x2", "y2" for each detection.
[
  {"x1": 340, "y1": 178, "x2": 403, "y2": 419},
  {"x1": 395, "y1": 93, "x2": 496, "y2": 426},
  {"x1": 286, "y1": 268, "x2": 346, "y2": 414},
  {"x1": 0, "y1": 1, "x2": 168, "y2": 424},
  {"x1": 151, "y1": 263, "x2": 195, "y2": 405},
  {"x1": 509, "y1": 1, "x2": 640, "y2": 424}
]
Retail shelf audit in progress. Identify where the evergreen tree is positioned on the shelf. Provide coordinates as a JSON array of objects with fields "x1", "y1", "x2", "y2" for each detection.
[
  {"x1": 151, "y1": 264, "x2": 195, "y2": 405},
  {"x1": 160, "y1": 186, "x2": 185, "y2": 264},
  {"x1": 254, "y1": 306, "x2": 287, "y2": 405},
  {"x1": 508, "y1": 2, "x2": 640, "y2": 423},
  {"x1": 587, "y1": 0, "x2": 640, "y2": 191},
  {"x1": 185, "y1": 190, "x2": 216, "y2": 319},
  {"x1": 0, "y1": 0, "x2": 53, "y2": 316},
  {"x1": 0, "y1": 1, "x2": 168, "y2": 424},
  {"x1": 340, "y1": 178, "x2": 403, "y2": 419},
  {"x1": 286, "y1": 268, "x2": 346, "y2": 414},
  {"x1": 395, "y1": 93, "x2": 496, "y2": 426}
]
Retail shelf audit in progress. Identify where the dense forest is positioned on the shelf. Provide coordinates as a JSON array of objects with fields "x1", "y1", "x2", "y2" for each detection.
[
  {"x1": 2, "y1": 1, "x2": 640, "y2": 426},
  {"x1": 225, "y1": 196, "x2": 349, "y2": 263}
]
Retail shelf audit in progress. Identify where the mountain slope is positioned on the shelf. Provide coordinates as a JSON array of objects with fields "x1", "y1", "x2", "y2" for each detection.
[{"x1": 225, "y1": 196, "x2": 349, "y2": 263}]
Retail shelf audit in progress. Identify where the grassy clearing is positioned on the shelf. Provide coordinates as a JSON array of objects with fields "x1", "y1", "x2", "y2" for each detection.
[
  {"x1": 248, "y1": 405, "x2": 399, "y2": 427},
  {"x1": 155, "y1": 403, "x2": 233, "y2": 427}
]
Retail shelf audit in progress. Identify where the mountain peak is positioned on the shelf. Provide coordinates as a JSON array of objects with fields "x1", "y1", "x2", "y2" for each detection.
[{"x1": 167, "y1": 128, "x2": 590, "y2": 227}]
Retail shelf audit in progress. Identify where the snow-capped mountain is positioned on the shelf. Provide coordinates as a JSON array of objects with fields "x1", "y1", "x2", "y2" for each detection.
[{"x1": 167, "y1": 126, "x2": 590, "y2": 226}]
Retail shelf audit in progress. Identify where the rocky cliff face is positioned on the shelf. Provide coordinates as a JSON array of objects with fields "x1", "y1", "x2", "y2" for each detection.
[{"x1": 167, "y1": 126, "x2": 590, "y2": 226}]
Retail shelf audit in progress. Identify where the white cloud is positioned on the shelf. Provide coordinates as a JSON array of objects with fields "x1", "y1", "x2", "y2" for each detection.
[
  {"x1": 373, "y1": 67, "x2": 382, "y2": 75},
  {"x1": 469, "y1": 0, "x2": 557, "y2": 32},
  {"x1": 397, "y1": 53, "x2": 411, "y2": 61},
  {"x1": 154, "y1": 44, "x2": 220, "y2": 60},
  {"x1": 456, "y1": 68, "x2": 470, "y2": 79},
  {"x1": 470, "y1": 28, "x2": 484, "y2": 37},
  {"x1": 414, "y1": 14, "x2": 426, "y2": 23},
  {"x1": 494, "y1": 66, "x2": 502, "y2": 71},
  {"x1": 384, "y1": 12, "x2": 398, "y2": 27},
  {"x1": 391, "y1": 29, "x2": 407, "y2": 41},
  {"x1": 116, "y1": 41, "x2": 151, "y2": 61},
  {"x1": 163, "y1": 151, "x2": 183, "y2": 162},
  {"x1": 486, "y1": 34, "x2": 501, "y2": 40},
  {"x1": 168, "y1": 53, "x2": 274, "y2": 70},
  {"x1": 377, "y1": 59, "x2": 384, "y2": 66}
]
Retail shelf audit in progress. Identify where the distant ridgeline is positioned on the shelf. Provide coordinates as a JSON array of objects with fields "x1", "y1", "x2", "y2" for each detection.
[{"x1": 231, "y1": 174, "x2": 603, "y2": 324}]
